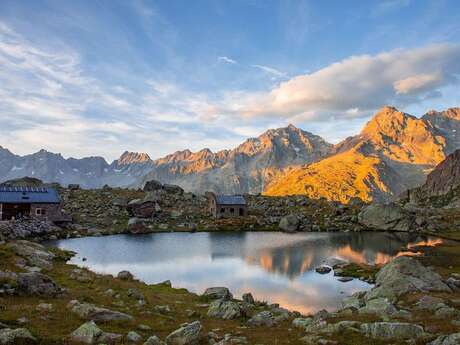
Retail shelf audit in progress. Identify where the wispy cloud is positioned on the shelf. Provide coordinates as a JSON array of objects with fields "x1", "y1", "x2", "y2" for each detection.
[
  {"x1": 0, "y1": 22, "x2": 255, "y2": 160},
  {"x1": 218, "y1": 56, "x2": 237, "y2": 64},
  {"x1": 252, "y1": 64, "x2": 287, "y2": 78}
]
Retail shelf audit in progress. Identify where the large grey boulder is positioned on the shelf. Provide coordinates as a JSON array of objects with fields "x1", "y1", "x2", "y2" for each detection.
[
  {"x1": 429, "y1": 333, "x2": 460, "y2": 345},
  {"x1": 0, "y1": 328, "x2": 36, "y2": 344},
  {"x1": 207, "y1": 300, "x2": 243, "y2": 320},
  {"x1": 8, "y1": 241, "x2": 55, "y2": 269},
  {"x1": 279, "y1": 214, "x2": 299, "y2": 232},
  {"x1": 360, "y1": 322, "x2": 424, "y2": 339},
  {"x1": 144, "y1": 180, "x2": 163, "y2": 192},
  {"x1": 17, "y1": 272, "x2": 61, "y2": 296},
  {"x1": 365, "y1": 256, "x2": 451, "y2": 302},
  {"x1": 247, "y1": 311, "x2": 275, "y2": 327},
  {"x1": 70, "y1": 301, "x2": 134, "y2": 322},
  {"x1": 165, "y1": 321, "x2": 201, "y2": 345},
  {"x1": 359, "y1": 297, "x2": 397, "y2": 316},
  {"x1": 358, "y1": 203, "x2": 413, "y2": 231},
  {"x1": 203, "y1": 287, "x2": 232, "y2": 301},
  {"x1": 70, "y1": 321, "x2": 103, "y2": 344}
]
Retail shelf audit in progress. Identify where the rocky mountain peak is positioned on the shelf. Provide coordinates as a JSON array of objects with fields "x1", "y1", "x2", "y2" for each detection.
[
  {"x1": 361, "y1": 106, "x2": 415, "y2": 136},
  {"x1": 425, "y1": 107, "x2": 460, "y2": 120},
  {"x1": 117, "y1": 151, "x2": 152, "y2": 165}
]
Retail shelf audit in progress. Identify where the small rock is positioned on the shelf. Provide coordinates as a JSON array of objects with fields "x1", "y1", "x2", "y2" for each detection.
[
  {"x1": 315, "y1": 266, "x2": 332, "y2": 274},
  {"x1": 144, "y1": 336, "x2": 165, "y2": 345},
  {"x1": 127, "y1": 331, "x2": 143, "y2": 343}
]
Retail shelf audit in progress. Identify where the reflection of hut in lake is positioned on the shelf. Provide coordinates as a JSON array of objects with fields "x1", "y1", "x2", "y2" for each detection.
[{"x1": 206, "y1": 192, "x2": 247, "y2": 219}]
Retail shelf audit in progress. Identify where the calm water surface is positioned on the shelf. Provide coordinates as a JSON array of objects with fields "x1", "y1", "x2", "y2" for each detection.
[{"x1": 49, "y1": 231, "x2": 442, "y2": 314}]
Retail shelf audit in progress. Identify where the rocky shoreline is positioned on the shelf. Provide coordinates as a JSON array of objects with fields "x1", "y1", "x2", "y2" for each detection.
[
  {"x1": 2, "y1": 177, "x2": 459, "y2": 244},
  {"x1": 1, "y1": 238, "x2": 460, "y2": 344}
]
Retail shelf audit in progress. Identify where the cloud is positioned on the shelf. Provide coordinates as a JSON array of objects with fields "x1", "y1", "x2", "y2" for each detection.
[
  {"x1": 252, "y1": 64, "x2": 287, "y2": 78},
  {"x1": 393, "y1": 72, "x2": 444, "y2": 94},
  {"x1": 0, "y1": 22, "x2": 257, "y2": 160},
  {"x1": 235, "y1": 43, "x2": 460, "y2": 121},
  {"x1": 218, "y1": 56, "x2": 237, "y2": 64}
]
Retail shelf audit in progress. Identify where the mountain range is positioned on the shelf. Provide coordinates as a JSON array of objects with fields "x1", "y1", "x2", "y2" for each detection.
[{"x1": 1, "y1": 106, "x2": 459, "y2": 202}]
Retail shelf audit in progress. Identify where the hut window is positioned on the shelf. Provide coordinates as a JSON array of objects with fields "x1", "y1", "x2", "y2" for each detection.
[
  {"x1": 220, "y1": 208, "x2": 225, "y2": 213},
  {"x1": 230, "y1": 208, "x2": 234, "y2": 213},
  {"x1": 36, "y1": 208, "x2": 46, "y2": 216}
]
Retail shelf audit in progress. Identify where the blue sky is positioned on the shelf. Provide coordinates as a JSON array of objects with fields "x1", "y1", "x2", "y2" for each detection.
[{"x1": 0, "y1": 0, "x2": 459, "y2": 160}]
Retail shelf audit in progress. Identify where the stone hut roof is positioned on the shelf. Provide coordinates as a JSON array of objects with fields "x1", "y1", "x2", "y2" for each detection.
[
  {"x1": 215, "y1": 195, "x2": 246, "y2": 205},
  {"x1": 0, "y1": 186, "x2": 60, "y2": 204}
]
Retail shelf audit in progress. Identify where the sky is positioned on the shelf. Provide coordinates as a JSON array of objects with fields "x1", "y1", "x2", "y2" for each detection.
[{"x1": 0, "y1": 0, "x2": 459, "y2": 161}]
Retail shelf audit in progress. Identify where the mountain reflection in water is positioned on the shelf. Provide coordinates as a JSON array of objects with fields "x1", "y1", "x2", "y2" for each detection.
[{"x1": 49, "y1": 231, "x2": 442, "y2": 314}]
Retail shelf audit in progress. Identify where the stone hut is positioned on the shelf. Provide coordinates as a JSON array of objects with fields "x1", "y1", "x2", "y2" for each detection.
[
  {"x1": 68, "y1": 184, "x2": 80, "y2": 190},
  {"x1": 0, "y1": 186, "x2": 65, "y2": 222},
  {"x1": 207, "y1": 192, "x2": 247, "y2": 219}
]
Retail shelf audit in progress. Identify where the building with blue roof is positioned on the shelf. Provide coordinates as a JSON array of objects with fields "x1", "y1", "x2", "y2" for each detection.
[
  {"x1": 0, "y1": 186, "x2": 64, "y2": 221},
  {"x1": 206, "y1": 192, "x2": 247, "y2": 219}
]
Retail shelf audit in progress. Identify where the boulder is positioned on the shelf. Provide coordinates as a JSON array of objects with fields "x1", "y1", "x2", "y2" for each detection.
[
  {"x1": 127, "y1": 331, "x2": 142, "y2": 343},
  {"x1": 70, "y1": 301, "x2": 134, "y2": 322},
  {"x1": 415, "y1": 295, "x2": 446, "y2": 311},
  {"x1": 127, "y1": 200, "x2": 156, "y2": 219},
  {"x1": 242, "y1": 293, "x2": 255, "y2": 304},
  {"x1": 70, "y1": 321, "x2": 103, "y2": 344},
  {"x1": 207, "y1": 300, "x2": 243, "y2": 320},
  {"x1": 358, "y1": 203, "x2": 413, "y2": 231},
  {"x1": 429, "y1": 333, "x2": 460, "y2": 345},
  {"x1": 315, "y1": 266, "x2": 332, "y2": 274},
  {"x1": 365, "y1": 256, "x2": 451, "y2": 302},
  {"x1": 292, "y1": 318, "x2": 313, "y2": 329},
  {"x1": 0, "y1": 328, "x2": 36, "y2": 344},
  {"x1": 359, "y1": 298, "x2": 397, "y2": 316},
  {"x1": 360, "y1": 322, "x2": 424, "y2": 339},
  {"x1": 118, "y1": 270, "x2": 134, "y2": 280},
  {"x1": 144, "y1": 336, "x2": 165, "y2": 345},
  {"x1": 128, "y1": 218, "x2": 150, "y2": 234},
  {"x1": 279, "y1": 214, "x2": 299, "y2": 232},
  {"x1": 203, "y1": 287, "x2": 232, "y2": 301},
  {"x1": 341, "y1": 291, "x2": 366, "y2": 310},
  {"x1": 163, "y1": 184, "x2": 184, "y2": 195},
  {"x1": 247, "y1": 311, "x2": 274, "y2": 327},
  {"x1": 165, "y1": 321, "x2": 201, "y2": 345},
  {"x1": 17, "y1": 272, "x2": 61, "y2": 296},
  {"x1": 143, "y1": 180, "x2": 163, "y2": 192},
  {"x1": 8, "y1": 241, "x2": 55, "y2": 269}
]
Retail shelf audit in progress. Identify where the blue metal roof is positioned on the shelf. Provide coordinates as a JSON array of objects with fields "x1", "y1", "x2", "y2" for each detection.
[
  {"x1": 0, "y1": 186, "x2": 60, "y2": 204},
  {"x1": 215, "y1": 195, "x2": 246, "y2": 205}
]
